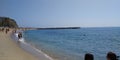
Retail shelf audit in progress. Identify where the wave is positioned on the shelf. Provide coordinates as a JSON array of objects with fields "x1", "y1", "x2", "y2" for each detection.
[{"x1": 13, "y1": 32, "x2": 54, "y2": 60}]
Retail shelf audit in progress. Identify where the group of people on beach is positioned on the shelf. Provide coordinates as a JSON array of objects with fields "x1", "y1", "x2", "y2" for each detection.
[
  {"x1": 13, "y1": 29, "x2": 22, "y2": 39},
  {"x1": 0, "y1": 28, "x2": 10, "y2": 34},
  {"x1": 85, "y1": 52, "x2": 119, "y2": 60},
  {"x1": 13, "y1": 29, "x2": 23, "y2": 43},
  {"x1": 0, "y1": 27, "x2": 22, "y2": 40}
]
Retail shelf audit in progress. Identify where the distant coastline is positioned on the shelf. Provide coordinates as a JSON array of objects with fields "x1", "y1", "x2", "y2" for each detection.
[
  {"x1": 36, "y1": 27, "x2": 80, "y2": 30},
  {"x1": 17, "y1": 27, "x2": 80, "y2": 31}
]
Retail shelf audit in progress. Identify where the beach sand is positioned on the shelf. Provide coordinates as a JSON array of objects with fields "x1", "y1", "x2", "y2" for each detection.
[{"x1": 0, "y1": 31, "x2": 39, "y2": 60}]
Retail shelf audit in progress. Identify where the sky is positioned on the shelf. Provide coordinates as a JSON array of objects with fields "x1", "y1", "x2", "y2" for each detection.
[{"x1": 0, "y1": 0, "x2": 120, "y2": 28}]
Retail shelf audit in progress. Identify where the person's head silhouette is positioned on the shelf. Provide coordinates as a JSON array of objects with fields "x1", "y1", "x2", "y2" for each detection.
[
  {"x1": 107, "y1": 52, "x2": 118, "y2": 60},
  {"x1": 85, "y1": 53, "x2": 94, "y2": 60}
]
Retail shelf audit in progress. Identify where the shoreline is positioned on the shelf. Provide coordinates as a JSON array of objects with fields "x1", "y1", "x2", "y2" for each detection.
[
  {"x1": 12, "y1": 30, "x2": 54, "y2": 60},
  {"x1": 0, "y1": 29, "x2": 53, "y2": 60},
  {"x1": 0, "y1": 30, "x2": 38, "y2": 60}
]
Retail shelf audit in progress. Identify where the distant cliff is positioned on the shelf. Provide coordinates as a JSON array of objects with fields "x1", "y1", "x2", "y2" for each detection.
[{"x1": 0, "y1": 17, "x2": 18, "y2": 28}]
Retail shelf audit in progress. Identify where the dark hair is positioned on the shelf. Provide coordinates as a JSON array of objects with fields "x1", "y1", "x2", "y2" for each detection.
[
  {"x1": 85, "y1": 53, "x2": 94, "y2": 60},
  {"x1": 107, "y1": 52, "x2": 118, "y2": 60}
]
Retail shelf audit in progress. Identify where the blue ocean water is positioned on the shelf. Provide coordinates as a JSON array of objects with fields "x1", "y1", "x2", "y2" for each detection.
[{"x1": 23, "y1": 27, "x2": 120, "y2": 60}]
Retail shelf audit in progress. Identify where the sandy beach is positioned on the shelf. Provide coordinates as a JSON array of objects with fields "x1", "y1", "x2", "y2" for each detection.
[{"x1": 0, "y1": 30, "x2": 39, "y2": 60}]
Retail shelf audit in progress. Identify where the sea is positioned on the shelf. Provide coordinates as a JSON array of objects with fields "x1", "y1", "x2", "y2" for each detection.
[{"x1": 22, "y1": 27, "x2": 120, "y2": 60}]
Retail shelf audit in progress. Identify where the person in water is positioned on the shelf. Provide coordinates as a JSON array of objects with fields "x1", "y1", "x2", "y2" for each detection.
[
  {"x1": 85, "y1": 53, "x2": 94, "y2": 60},
  {"x1": 107, "y1": 52, "x2": 118, "y2": 60},
  {"x1": 18, "y1": 32, "x2": 22, "y2": 39}
]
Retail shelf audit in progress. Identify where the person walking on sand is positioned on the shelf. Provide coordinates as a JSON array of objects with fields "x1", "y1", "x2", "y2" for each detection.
[
  {"x1": 5, "y1": 28, "x2": 8, "y2": 34},
  {"x1": 85, "y1": 53, "x2": 94, "y2": 60},
  {"x1": 106, "y1": 52, "x2": 118, "y2": 60},
  {"x1": 2, "y1": 28, "x2": 4, "y2": 32},
  {"x1": 5, "y1": 28, "x2": 9, "y2": 34}
]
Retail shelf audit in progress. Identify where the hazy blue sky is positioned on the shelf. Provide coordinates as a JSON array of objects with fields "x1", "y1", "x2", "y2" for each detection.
[{"x1": 0, "y1": 0, "x2": 120, "y2": 27}]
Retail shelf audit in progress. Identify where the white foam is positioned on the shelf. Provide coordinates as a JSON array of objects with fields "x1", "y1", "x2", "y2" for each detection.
[
  {"x1": 15, "y1": 33, "x2": 18, "y2": 38},
  {"x1": 32, "y1": 46, "x2": 54, "y2": 60},
  {"x1": 19, "y1": 38, "x2": 25, "y2": 43}
]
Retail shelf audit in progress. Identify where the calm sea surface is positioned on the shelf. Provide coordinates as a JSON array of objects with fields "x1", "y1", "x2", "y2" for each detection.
[{"x1": 23, "y1": 27, "x2": 120, "y2": 60}]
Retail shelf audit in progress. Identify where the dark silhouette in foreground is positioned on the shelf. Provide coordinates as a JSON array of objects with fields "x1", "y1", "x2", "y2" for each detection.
[
  {"x1": 107, "y1": 52, "x2": 118, "y2": 60},
  {"x1": 85, "y1": 53, "x2": 94, "y2": 60}
]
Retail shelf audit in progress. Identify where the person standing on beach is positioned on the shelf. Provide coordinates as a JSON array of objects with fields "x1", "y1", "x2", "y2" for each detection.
[
  {"x1": 84, "y1": 53, "x2": 94, "y2": 60},
  {"x1": 5, "y1": 28, "x2": 9, "y2": 34},
  {"x1": 5, "y1": 28, "x2": 8, "y2": 34},
  {"x1": 2, "y1": 28, "x2": 4, "y2": 32}
]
